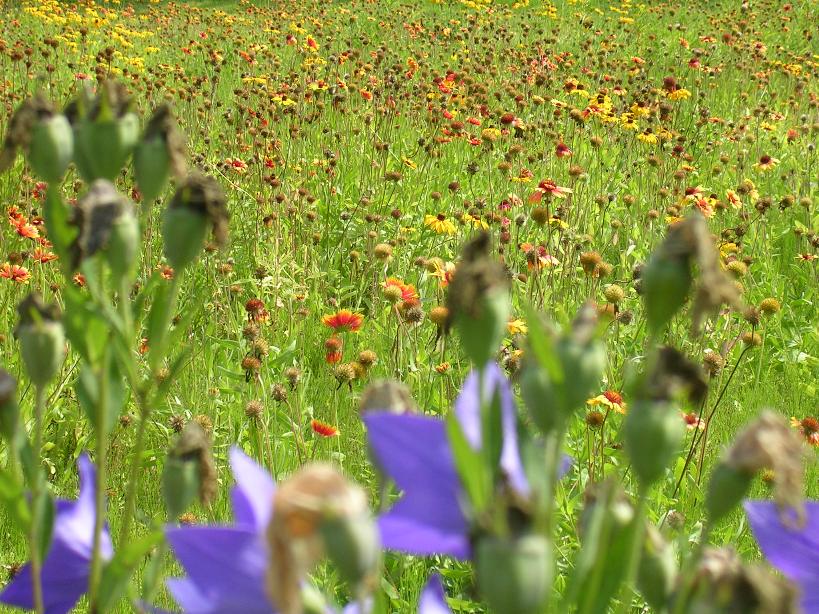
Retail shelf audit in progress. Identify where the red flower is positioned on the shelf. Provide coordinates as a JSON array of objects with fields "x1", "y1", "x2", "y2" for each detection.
[
  {"x1": 322, "y1": 309, "x2": 364, "y2": 332},
  {"x1": 0, "y1": 263, "x2": 30, "y2": 283},
  {"x1": 382, "y1": 277, "x2": 419, "y2": 302},
  {"x1": 528, "y1": 179, "x2": 572, "y2": 203},
  {"x1": 555, "y1": 142, "x2": 572, "y2": 158},
  {"x1": 311, "y1": 419, "x2": 339, "y2": 437}
]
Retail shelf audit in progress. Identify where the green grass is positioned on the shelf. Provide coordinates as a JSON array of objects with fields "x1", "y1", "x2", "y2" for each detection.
[{"x1": 0, "y1": 0, "x2": 817, "y2": 610}]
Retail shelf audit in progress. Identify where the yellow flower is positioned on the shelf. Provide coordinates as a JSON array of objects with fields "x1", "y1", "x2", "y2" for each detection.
[
  {"x1": 507, "y1": 319, "x2": 527, "y2": 336},
  {"x1": 587, "y1": 391, "x2": 627, "y2": 414},
  {"x1": 424, "y1": 214, "x2": 457, "y2": 235},
  {"x1": 461, "y1": 213, "x2": 489, "y2": 230},
  {"x1": 667, "y1": 88, "x2": 691, "y2": 101}
]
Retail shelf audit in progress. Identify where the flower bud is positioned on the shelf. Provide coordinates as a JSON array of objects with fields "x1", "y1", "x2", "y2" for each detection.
[
  {"x1": 162, "y1": 421, "x2": 216, "y2": 519},
  {"x1": 72, "y1": 180, "x2": 139, "y2": 280},
  {"x1": 28, "y1": 114, "x2": 73, "y2": 183},
  {"x1": 641, "y1": 254, "x2": 691, "y2": 334},
  {"x1": 163, "y1": 172, "x2": 228, "y2": 270},
  {"x1": 15, "y1": 293, "x2": 65, "y2": 388},
  {"x1": 0, "y1": 369, "x2": 19, "y2": 444},
  {"x1": 320, "y1": 510, "x2": 380, "y2": 594},
  {"x1": 623, "y1": 400, "x2": 684, "y2": 487},
  {"x1": 637, "y1": 525, "x2": 677, "y2": 611},
  {"x1": 445, "y1": 232, "x2": 510, "y2": 366},
  {"x1": 705, "y1": 463, "x2": 753, "y2": 526},
  {"x1": 521, "y1": 305, "x2": 606, "y2": 433},
  {"x1": 133, "y1": 103, "x2": 187, "y2": 203},
  {"x1": 71, "y1": 81, "x2": 139, "y2": 182},
  {"x1": 475, "y1": 534, "x2": 552, "y2": 614}
]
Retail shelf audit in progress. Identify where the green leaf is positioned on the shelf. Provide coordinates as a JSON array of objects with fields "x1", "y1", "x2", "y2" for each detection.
[
  {"x1": 32, "y1": 489, "x2": 55, "y2": 565},
  {"x1": 0, "y1": 468, "x2": 31, "y2": 532},
  {"x1": 523, "y1": 303, "x2": 564, "y2": 386},
  {"x1": 97, "y1": 530, "x2": 164, "y2": 612},
  {"x1": 146, "y1": 280, "x2": 174, "y2": 370},
  {"x1": 445, "y1": 412, "x2": 489, "y2": 513},
  {"x1": 63, "y1": 285, "x2": 109, "y2": 364},
  {"x1": 43, "y1": 188, "x2": 77, "y2": 270}
]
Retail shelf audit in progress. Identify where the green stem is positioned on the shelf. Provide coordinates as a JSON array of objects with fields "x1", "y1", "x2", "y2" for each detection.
[
  {"x1": 29, "y1": 384, "x2": 46, "y2": 614},
  {"x1": 88, "y1": 346, "x2": 111, "y2": 610},
  {"x1": 613, "y1": 492, "x2": 648, "y2": 614}
]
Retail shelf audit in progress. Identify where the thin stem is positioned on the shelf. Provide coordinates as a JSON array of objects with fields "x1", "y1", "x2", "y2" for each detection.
[
  {"x1": 88, "y1": 346, "x2": 111, "y2": 610},
  {"x1": 29, "y1": 384, "x2": 46, "y2": 614}
]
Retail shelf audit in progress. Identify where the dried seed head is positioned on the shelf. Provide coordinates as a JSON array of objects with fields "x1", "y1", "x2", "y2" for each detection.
[
  {"x1": 71, "y1": 180, "x2": 134, "y2": 267},
  {"x1": 359, "y1": 379, "x2": 417, "y2": 415},
  {"x1": 169, "y1": 171, "x2": 229, "y2": 247},
  {"x1": 266, "y1": 464, "x2": 370, "y2": 614},
  {"x1": 725, "y1": 411, "x2": 805, "y2": 518},
  {"x1": 646, "y1": 346, "x2": 708, "y2": 405},
  {"x1": 143, "y1": 103, "x2": 187, "y2": 180}
]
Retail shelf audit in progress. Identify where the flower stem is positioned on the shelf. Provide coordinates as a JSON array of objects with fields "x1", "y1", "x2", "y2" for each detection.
[
  {"x1": 88, "y1": 345, "x2": 111, "y2": 610},
  {"x1": 29, "y1": 384, "x2": 46, "y2": 614}
]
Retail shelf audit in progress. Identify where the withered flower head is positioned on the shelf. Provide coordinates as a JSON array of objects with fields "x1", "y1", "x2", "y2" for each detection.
[
  {"x1": 70, "y1": 179, "x2": 134, "y2": 267},
  {"x1": 724, "y1": 410, "x2": 805, "y2": 519},
  {"x1": 646, "y1": 346, "x2": 708, "y2": 405},
  {"x1": 359, "y1": 379, "x2": 417, "y2": 415},
  {"x1": 691, "y1": 547, "x2": 797, "y2": 613},
  {"x1": 444, "y1": 231, "x2": 508, "y2": 331},
  {"x1": 0, "y1": 92, "x2": 55, "y2": 172},
  {"x1": 143, "y1": 103, "x2": 187, "y2": 181},
  {"x1": 266, "y1": 463, "x2": 371, "y2": 614},
  {"x1": 169, "y1": 421, "x2": 217, "y2": 506},
  {"x1": 15, "y1": 292, "x2": 60, "y2": 329},
  {"x1": 660, "y1": 213, "x2": 742, "y2": 332},
  {"x1": 169, "y1": 171, "x2": 229, "y2": 247}
]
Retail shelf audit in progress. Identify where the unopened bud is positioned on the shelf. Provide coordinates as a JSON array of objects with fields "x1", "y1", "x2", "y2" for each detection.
[
  {"x1": 134, "y1": 103, "x2": 187, "y2": 203},
  {"x1": 475, "y1": 534, "x2": 552, "y2": 614},
  {"x1": 624, "y1": 400, "x2": 684, "y2": 487},
  {"x1": 15, "y1": 293, "x2": 65, "y2": 388},
  {"x1": 162, "y1": 422, "x2": 216, "y2": 519}
]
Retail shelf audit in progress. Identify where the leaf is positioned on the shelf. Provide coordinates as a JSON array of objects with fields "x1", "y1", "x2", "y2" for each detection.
[
  {"x1": 523, "y1": 303, "x2": 564, "y2": 386},
  {"x1": 42, "y1": 188, "x2": 77, "y2": 269},
  {"x1": 63, "y1": 285, "x2": 110, "y2": 364},
  {"x1": 32, "y1": 489, "x2": 55, "y2": 565},
  {"x1": 146, "y1": 280, "x2": 175, "y2": 370},
  {"x1": 97, "y1": 530, "x2": 164, "y2": 612},
  {"x1": 0, "y1": 468, "x2": 31, "y2": 532},
  {"x1": 446, "y1": 412, "x2": 490, "y2": 513}
]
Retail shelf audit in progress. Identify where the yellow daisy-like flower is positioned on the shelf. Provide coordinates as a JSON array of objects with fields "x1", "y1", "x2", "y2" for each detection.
[
  {"x1": 461, "y1": 213, "x2": 489, "y2": 230},
  {"x1": 587, "y1": 390, "x2": 627, "y2": 414},
  {"x1": 424, "y1": 214, "x2": 457, "y2": 235},
  {"x1": 507, "y1": 318, "x2": 528, "y2": 336},
  {"x1": 667, "y1": 88, "x2": 691, "y2": 101}
]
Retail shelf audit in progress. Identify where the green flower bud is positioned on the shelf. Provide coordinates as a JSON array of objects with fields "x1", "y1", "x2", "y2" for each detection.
[
  {"x1": 623, "y1": 400, "x2": 684, "y2": 488},
  {"x1": 637, "y1": 526, "x2": 677, "y2": 611},
  {"x1": 0, "y1": 369, "x2": 20, "y2": 444},
  {"x1": 15, "y1": 293, "x2": 65, "y2": 388},
  {"x1": 28, "y1": 114, "x2": 73, "y2": 183},
  {"x1": 162, "y1": 421, "x2": 217, "y2": 519},
  {"x1": 320, "y1": 511, "x2": 381, "y2": 593},
  {"x1": 134, "y1": 103, "x2": 187, "y2": 203},
  {"x1": 71, "y1": 180, "x2": 139, "y2": 281},
  {"x1": 475, "y1": 535, "x2": 552, "y2": 614},
  {"x1": 163, "y1": 172, "x2": 228, "y2": 270},
  {"x1": 445, "y1": 232, "x2": 510, "y2": 366},
  {"x1": 641, "y1": 254, "x2": 691, "y2": 334},
  {"x1": 71, "y1": 80, "x2": 139, "y2": 182},
  {"x1": 521, "y1": 304, "x2": 606, "y2": 433},
  {"x1": 705, "y1": 463, "x2": 753, "y2": 526}
]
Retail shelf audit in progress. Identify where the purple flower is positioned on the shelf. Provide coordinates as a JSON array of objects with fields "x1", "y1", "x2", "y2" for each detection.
[
  {"x1": 419, "y1": 574, "x2": 452, "y2": 614},
  {"x1": 0, "y1": 454, "x2": 113, "y2": 614},
  {"x1": 744, "y1": 500, "x2": 819, "y2": 612},
  {"x1": 165, "y1": 447, "x2": 276, "y2": 613},
  {"x1": 364, "y1": 362, "x2": 571, "y2": 560}
]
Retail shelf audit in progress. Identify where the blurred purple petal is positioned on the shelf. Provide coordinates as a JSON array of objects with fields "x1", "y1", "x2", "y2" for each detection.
[
  {"x1": 230, "y1": 447, "x2": 276, "y2": 530},
  {"x1": 454, "y1": 362, "x2": 529, "y2": 495},
  {"x1": 0, "y1": 454, "x2": 111, "y2": 614},
  {"x1": 419, "y1": 574, "x2": 452, "y2": 614},
  {"x1": 364, "y1": 413, "x2": 469, "y2": 559},
  {"x1": 744, "y1": 499, "x2": 819, "y2": 607},
  {"x1": 165, "y1": 525, "x2": 272, "y2": 612},
  {"x1": 559, "y1": 454, "x2": 573, "y2": 478}
]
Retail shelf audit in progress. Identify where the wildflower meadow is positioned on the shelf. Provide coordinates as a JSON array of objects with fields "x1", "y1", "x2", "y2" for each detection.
[{"x1": 0, "y1": 0, "x2": 817, "y2": 612}]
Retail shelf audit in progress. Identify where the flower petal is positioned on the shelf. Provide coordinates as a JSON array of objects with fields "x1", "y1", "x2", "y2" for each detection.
[
  {"x1": 454, "y1": 362, "x2": 529, "y2": 495},
  {"x1": 229, "y1": 446, "x2": 276, "y2": 530},
  {"x1": 744, "y1": 500, "x2": 819, "y2": 583},
  {"x1": 364, "y1": 413, "x2": 469, "y2": 559},
  {"x1": 165, "y1": 526, "x2": 272, "y2": 612},
  {"x1": 419, "y1": 574, "x2": 452, "y2": 614}
]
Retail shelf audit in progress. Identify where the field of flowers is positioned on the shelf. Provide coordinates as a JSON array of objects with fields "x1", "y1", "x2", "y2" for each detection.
[{"x1": 0, "y1": 0, "x2": 817, "y2": 611}]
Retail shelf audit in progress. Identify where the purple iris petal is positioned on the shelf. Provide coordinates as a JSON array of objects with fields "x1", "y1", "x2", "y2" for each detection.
[
  {"x1": 744, "y1": 500, "x2": 819, "y2": 612},
  {"x1": 418, "y1": 574, "x2": 452, "y2": 614},
  {"x1": 454, "y1": 362, "x2": 529, "y2": 495},
  {"x1": 364, "y1": 413, "x2": 470, "y2": 559},
  {"x1": 0, "y1": 454, "x2": 112, "y2": 614}
]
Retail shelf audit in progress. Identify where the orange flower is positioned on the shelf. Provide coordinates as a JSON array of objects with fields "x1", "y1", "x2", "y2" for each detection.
[
  {"x1": 0, "y1": 263, "x2": 30, "y2": 283},
  {"x1": 13, "y1": 218, "x2": 39, "y2": 239},
  {"x1": 322, "y1": 309, "x2": 364, "y2": 332},
  {"x1": 528, "y1": 179, "x2": 572, "y2": 203},
  {"x1": 311, "y1": 419, "x2": 339, "y2": 437},
  {"x1": 31, "y1": 248, "x2": 57, "y2": 264},
  {"x1": 791, "y1": 417, "x2": 819, "y2": 446},
  {"x1": 587, "y1": 390, "x2": 627, "y2": 414},
  {"x1": 382, "y1": 277, "x2": 419, "y2": 302}
]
